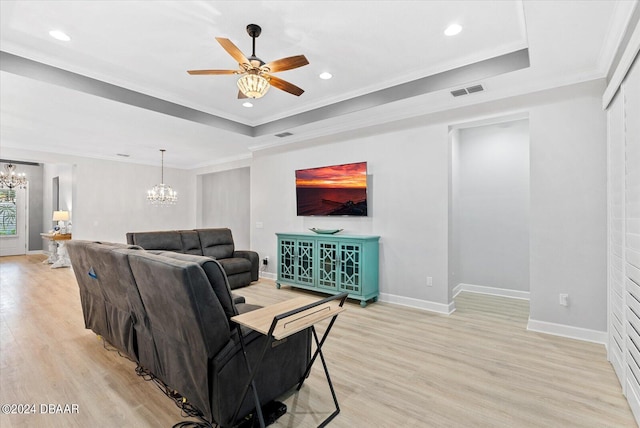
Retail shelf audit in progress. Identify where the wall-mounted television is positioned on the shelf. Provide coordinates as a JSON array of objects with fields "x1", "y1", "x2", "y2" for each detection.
[{"x1": 296, "y1": 161, "x2": 368, "y2": 216}]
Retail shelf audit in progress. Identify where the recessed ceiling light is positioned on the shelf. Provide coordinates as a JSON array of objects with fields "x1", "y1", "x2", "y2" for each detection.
[
  {"x1": 49, "y1": 30, "x2": 71, "y2": 41},
  {"x1": 444, "y1": 24, "x2": 462, "y2": 36},
  {"x1": 242, "y1": 102, "x2": 253, "y2": 108},
  {"x1": 319, "y1": 72, "x2": 333, "y2": 80}
]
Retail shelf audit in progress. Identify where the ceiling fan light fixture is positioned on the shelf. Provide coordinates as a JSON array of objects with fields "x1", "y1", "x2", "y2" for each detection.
[{"x1": 237, "y1": 72, "x2": 270, "y2": 99}]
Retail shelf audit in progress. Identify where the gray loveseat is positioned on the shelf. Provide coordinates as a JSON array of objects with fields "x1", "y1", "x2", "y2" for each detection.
[
  {"x1": 66, "y1": 240, "x2": 310, "y2": 427},
  {"x1": 126, "y1": 228, "x2": 259, "y2": 289}
]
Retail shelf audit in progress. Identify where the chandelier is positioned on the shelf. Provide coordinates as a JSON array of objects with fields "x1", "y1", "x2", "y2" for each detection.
[
  {"x1": 0, "y1": 163, "x2": 28, "y2": 190},
  {"x1": 147, "y1": 149, "x2": 177, "y2": 205}
]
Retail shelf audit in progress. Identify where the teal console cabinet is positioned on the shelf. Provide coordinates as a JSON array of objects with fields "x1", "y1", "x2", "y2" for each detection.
[{"x1": 276, "y1": 232, "x2": 380, "y2": 307}]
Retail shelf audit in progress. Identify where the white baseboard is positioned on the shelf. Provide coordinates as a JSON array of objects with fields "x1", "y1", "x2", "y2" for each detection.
[
  {"x1": 27, "y1": 250, "x2": 44, "y2": 255},
  {"x1": 259, "y1": 271, "x2": 276, "y2": 281},
  {"x1": 379, "y1": 293, "x2": 456, "y2": 315},
  {"x1": 453, "y1": 283, "x2": 530, "y2": 300},
  {"x1": 527, "y1": 319, "x2": 607, "y2": 345}
]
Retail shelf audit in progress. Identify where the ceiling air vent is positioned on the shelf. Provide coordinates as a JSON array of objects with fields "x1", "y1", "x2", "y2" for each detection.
[
  {"x1": 466, "y1": 84, "x2": 484, "y2": 94},
  {"x1": 450, "y1": 84, "x2": 485, "y2": 97},
  {"x1": 275, "y1": 132, "x2": 293, "y2": 138},
  {"x1": 451, "y1": 88, "x2": 468, "y2": 97}
]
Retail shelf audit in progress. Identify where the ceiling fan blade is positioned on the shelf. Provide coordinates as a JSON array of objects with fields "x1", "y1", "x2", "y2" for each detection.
[
  {"x1": 268, "y1": 75, "x2": 305, "y2": 96},
  {"x1": 187, "y1": 69, "x2": 238, "y2": 75},
  {"x1": 215, "y1": 37, "x2": 250, "y2": 65},
  {"x1": 263, "y1": 55, "x2": 309, "y2": 73},
  {"x1": 237, "y1": 90, "x2": 248, "y2": 99}
]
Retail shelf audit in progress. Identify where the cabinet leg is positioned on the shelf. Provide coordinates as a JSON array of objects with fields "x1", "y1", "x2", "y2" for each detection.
[
  {"x1": 276, "y1": 282, "x2": 281, "y2": 289},
  {"x1": 360, "y1": 300, "x2": 367, "y2": 308},
  {"x1": 372, "y1": 296, "x2": 378, "y2": 303}
]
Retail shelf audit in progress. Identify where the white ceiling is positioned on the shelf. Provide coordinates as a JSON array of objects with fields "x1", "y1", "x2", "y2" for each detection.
[{"x1": 0, "y1": 1, "x2": 636, "y2": 169}]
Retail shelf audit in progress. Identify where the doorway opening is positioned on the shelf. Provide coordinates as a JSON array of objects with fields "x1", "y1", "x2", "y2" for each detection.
[{"x1": 449, "y1": 117, "x2": 530, "y2": 313}]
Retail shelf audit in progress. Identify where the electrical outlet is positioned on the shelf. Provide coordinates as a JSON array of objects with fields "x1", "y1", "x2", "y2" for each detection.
[
  {"x1": 427, "y1": 276, "x2": 433, "y2": 287},
  {"x1": 559, "y1": 293, "x2": 569, "y2": 307},
  {"x1": 262, "y1": 256, "x2": 269, "y2": 266}
]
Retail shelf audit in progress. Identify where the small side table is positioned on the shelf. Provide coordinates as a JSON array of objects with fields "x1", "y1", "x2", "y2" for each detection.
[
  {"x1": 40, "y1": 233, "x2": 72, "y2": 268},
  {"x1": 231, "y1": 292, "x2": 348, "y2": 428}
]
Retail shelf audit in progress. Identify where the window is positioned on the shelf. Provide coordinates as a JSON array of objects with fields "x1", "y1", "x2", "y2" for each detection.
[{"x1": 0, "y1": 190, "x2": 17, "y2": 236}]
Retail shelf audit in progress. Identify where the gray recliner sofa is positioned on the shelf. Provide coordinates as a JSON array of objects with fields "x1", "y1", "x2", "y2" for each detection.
[
  {"x1": 66, "y1": 240, "x2": 310, "y2": 427},
  {"x1": 126, "y1": 228, "x2": 259, "y2": 289}
]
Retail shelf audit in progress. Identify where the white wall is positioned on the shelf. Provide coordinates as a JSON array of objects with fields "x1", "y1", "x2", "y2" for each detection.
[
  {"x1": 199, "y1": 167, "x2": 251, "y2": 249},
  {"x1": 250, "y1": 79, "x2": 607, "y2": 332},
  {"x1": 452, "y1": 119, "x2": 530, "y2": 293},
  {"x1": 43, "y1": 163, "x2": 73, "y2": 230},
  {"x1": 528, "y1": 87, "x2": 607, "y2": 332},
  {"x1": 1, "y1": 148, "x2": 197, "y2": 244},
  {"x1": 251, "y1": 124, "x2": 452, "y2": 310}
]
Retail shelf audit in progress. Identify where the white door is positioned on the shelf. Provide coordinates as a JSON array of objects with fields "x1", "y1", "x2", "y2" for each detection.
[{"x1": 0, "y1": 188, "x2": 28, "y2": 256}]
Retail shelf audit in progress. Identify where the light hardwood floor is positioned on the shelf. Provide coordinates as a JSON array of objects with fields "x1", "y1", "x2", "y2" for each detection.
[{"x1": 0, "y1": 254, "x2": 636, "y2": 427}]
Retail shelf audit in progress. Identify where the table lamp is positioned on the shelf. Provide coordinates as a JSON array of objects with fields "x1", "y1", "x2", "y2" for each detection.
[{"x1": 53, "y1": 210, "x2": 70, "y2": 234}]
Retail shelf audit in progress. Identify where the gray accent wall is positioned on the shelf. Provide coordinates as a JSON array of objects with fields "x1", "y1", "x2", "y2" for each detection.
[
  {"x1": 200, "y1": 167, "x2": 251, "y2": 250},
  {"x1": 27, "y1": 164, "x2": 44, "y2": 251}
]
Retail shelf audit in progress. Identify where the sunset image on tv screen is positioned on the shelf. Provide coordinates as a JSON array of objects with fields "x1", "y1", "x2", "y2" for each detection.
[{"x1": 295, "y1": 162, "x2": 367, "y2": 216}]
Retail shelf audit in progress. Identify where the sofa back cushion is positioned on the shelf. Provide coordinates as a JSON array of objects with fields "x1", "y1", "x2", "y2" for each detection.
[
  {"x1": 66, "y1": 240, "x2": 109, "y2": 338},
  {"x1": 180, "y1": 231, "x2": 203, "y2": 255},
  {"x1": 127, "y1": 231, "x2": 183, "y2": 252},
  {"x1": 155, "y1": 252, "x2": 237, "y2": 320},
  {"x1": 198, "y1": 228, "x2": 235, "y2": 259},
  {"x1": 66, "y1": 241, "x2": 144, "y2": 360},
  {"x1": 127, "y1": 251, "x2": 230, "y2": 421}
]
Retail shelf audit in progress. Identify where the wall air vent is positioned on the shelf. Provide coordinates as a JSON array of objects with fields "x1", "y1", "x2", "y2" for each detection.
[
  {"x1": 451, "y1": 84, "x2": 485, "y2": 97},
  {"x1": 275, "y1": 132, "x2": 293, "y2": 138}
]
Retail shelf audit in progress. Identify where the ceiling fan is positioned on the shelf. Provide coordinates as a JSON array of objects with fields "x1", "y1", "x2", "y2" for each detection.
[{"x1": 188, "y1": 24, "x2": 309, "y2": 99}]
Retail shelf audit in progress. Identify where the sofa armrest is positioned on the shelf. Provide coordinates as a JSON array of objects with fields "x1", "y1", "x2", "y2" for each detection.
[
  {"x1": 230, "y1": 293, "x2": 245, "y2": 305},
  {"x1": 233, "y1": 250, "x2": 259, "y2": 282}
]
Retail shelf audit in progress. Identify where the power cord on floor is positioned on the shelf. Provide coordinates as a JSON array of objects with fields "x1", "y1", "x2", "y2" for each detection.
[
  {"x1": 96, "y1": 334, "x2": 217, "y2": 427},
  {"x1": 135, "y1": 364, "x2": 214, "y2": 428},
  {"x1": 98, "y1": 335, "x2": 136, "y2": 363}
]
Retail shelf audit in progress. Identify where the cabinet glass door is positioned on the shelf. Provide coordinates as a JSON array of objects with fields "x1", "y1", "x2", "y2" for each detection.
[
  {"x1": 339, "y1": 243, "x2": 361, "y2": 294},
  {"x1": 279, "y1": 239, "x2": 296, "y2": 281},
  {"x1": 318, "y1": 241, "x2": 338, "y2": 290},
  {"x1": 296, "y1": 240, "x2": 315, "y2": 285}
]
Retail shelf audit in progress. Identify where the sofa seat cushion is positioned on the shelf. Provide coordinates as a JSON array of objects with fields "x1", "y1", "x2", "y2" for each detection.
[
  {"x1": 218, "y1": 257, "x2": 252, "y2": 276},
  {"x1": 235, "y1": 303, "x2": 261, "y2": 315}
]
